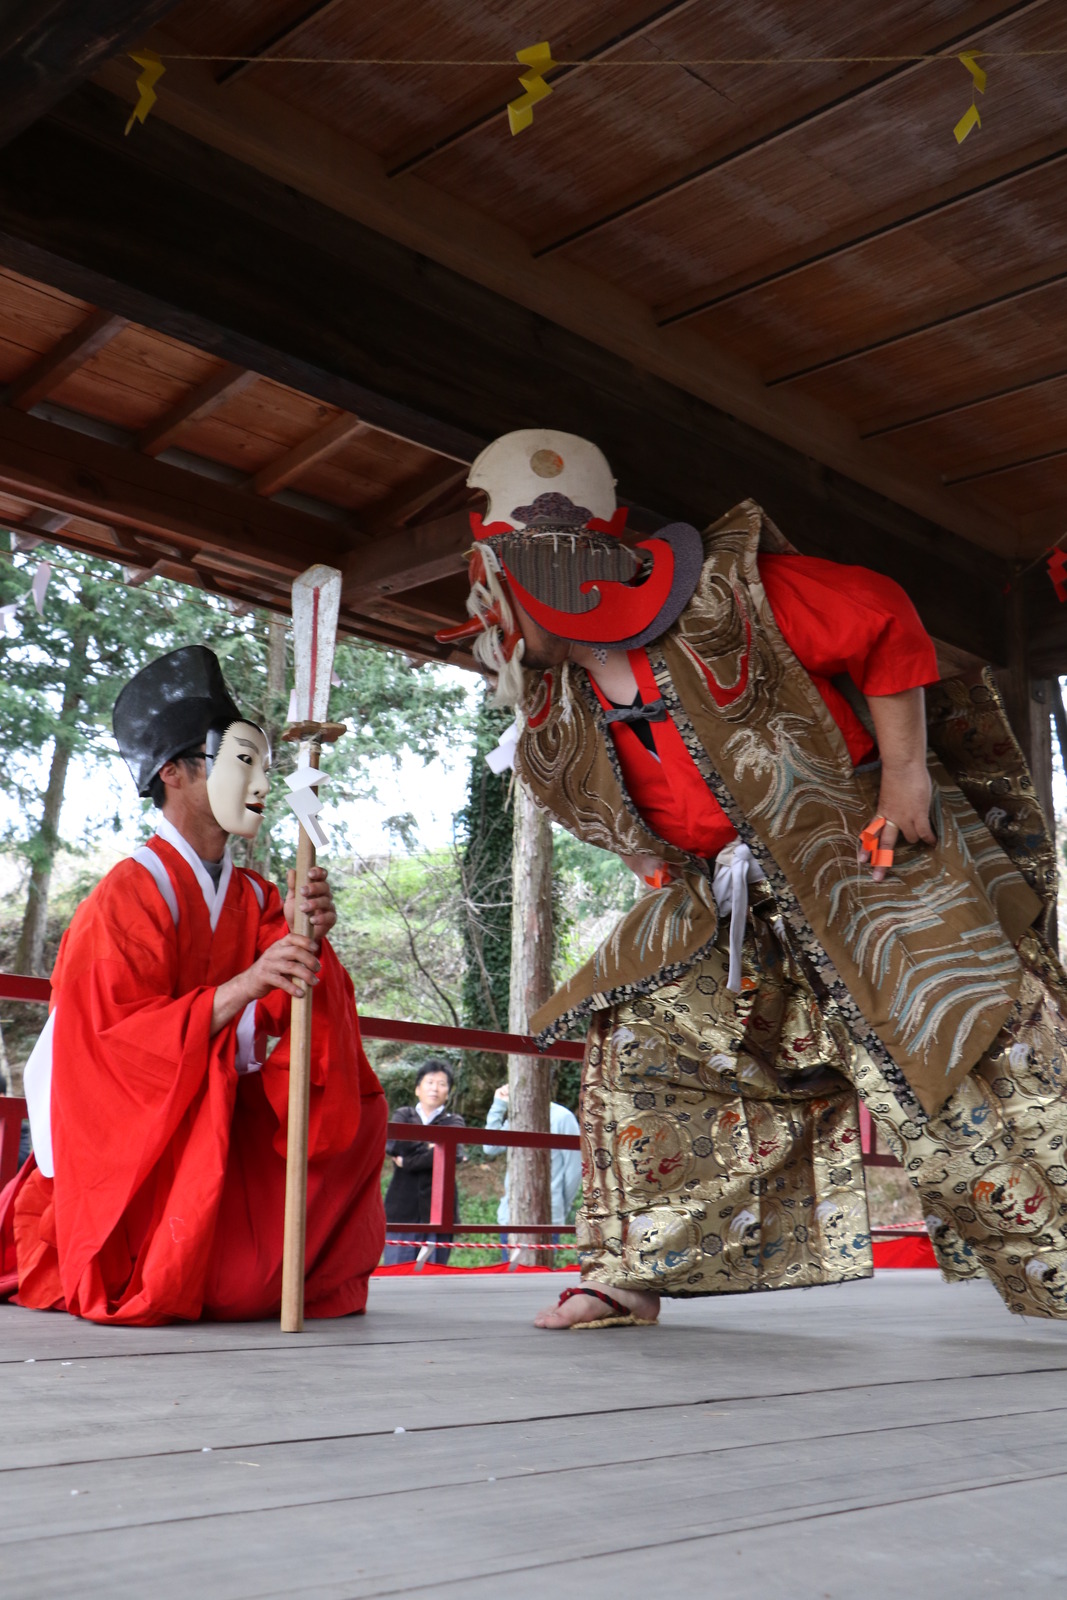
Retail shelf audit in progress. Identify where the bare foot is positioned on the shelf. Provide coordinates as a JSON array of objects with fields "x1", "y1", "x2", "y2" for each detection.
[{"x1": 534, "y1": 1285, "x2": 661, "y2": 1329}]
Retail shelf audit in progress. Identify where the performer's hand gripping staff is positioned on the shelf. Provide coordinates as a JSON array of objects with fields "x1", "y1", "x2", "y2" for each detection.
[{"x1": 280, "y1": 565, "x2": 346, "y2": 1333}]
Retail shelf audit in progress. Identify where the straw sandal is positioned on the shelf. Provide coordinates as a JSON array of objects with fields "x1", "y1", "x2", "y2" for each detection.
[{"x1": 556, "y1": 1285, "x2": 658, "y2": 1330}]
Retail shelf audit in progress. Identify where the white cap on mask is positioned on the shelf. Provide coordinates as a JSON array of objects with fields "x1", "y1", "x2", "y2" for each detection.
[{"x1": 467, "y1": 429, "x2": 617, "y2": 529}]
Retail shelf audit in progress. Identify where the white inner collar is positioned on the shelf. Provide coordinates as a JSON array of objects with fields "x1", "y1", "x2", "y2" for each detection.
[{"x1": 155, "y1": 815, "x2": 234, "y2": 933}]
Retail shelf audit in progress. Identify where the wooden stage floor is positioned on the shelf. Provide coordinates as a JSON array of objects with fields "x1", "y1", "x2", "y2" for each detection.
[{"x1": 2, "y1": 1270, "x2": 1067, "y2": 1598}]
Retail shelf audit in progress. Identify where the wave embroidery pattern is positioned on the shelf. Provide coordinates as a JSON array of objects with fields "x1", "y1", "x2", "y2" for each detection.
[
  {"x1": 723, "y1": 715, "x2": 857, "y2": 837},
  {"x1": 648, "y1": 645, "x2": 927, "y2": 1123},
  {"x1": 886, "y1": 932, "x2": 1019, "y2": 1072},
  {"x1": 590, "y1": 877, "x2": 718, "y2": 990}
]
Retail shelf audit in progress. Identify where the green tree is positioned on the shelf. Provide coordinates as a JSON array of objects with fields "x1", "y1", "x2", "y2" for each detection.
[
  {"x1": 453, "y1": 691, "x2": 514, "y2": 1119},
  {"x1": 0, "y1": 544, "x2": 197, "y2": 972},
  {"x1": 0, "y1": 538, "x2": 471, "y2": 969},
  {"x1": 201, "y1": 609, "x2": 470, "y2": 884}
]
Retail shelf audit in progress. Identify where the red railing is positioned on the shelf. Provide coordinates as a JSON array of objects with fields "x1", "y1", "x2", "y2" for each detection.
[
  {"x1": 0, "y1": 1094, "x2": 25, "y2": 1191},
  {"x1": 0, "y1": 970, "x2": 916, "y2": 1246}
]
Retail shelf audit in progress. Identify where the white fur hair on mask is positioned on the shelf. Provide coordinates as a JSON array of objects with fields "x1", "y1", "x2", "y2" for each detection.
[{"x1": 469, "y1": 544, "x2": 527, "y2": 708}]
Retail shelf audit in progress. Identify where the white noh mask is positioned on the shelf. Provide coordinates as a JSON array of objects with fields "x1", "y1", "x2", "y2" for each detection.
[{"x1": 206, "y1": 721, "x2": 270, "y2": 839}]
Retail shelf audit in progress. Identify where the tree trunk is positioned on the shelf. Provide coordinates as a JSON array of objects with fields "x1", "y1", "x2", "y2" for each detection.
[
  {"x1": 506, "y1": 779, "x2": 554, "y2": 1264},
  {"x1": 14, "y1": 627, "x2": 88, "y2": 974}
]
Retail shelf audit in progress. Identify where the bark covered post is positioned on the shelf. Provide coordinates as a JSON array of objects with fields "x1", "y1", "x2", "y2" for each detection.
[
  {"x1": 507, "y1": 778, "x2": 554, "y2": 1265},
  {"x1": 15, "y1": 611, "x2": 90, "y2": 975}
]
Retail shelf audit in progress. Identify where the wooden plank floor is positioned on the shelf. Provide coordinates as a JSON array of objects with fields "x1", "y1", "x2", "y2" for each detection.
[{"x1": 3, "y1": 1271, "x2": 1067, "y2": 1598}]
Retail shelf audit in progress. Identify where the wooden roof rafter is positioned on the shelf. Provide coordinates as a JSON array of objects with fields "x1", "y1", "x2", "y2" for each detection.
[
  {"x1": 138, "y1": 361, "x2": 257, "y2": 455},
  {"x1": 3, "y1": 307, "x2": 128, "y2": 411},
  {"x1": 945, "y1": 444, "x2": 1067, "y2": 487},
  {"x1": 384, "y1": 0, "x2": 704, "y2": 178},
  {"x1": 0, "y1": 0, "x2": 184, "y2": 147},
  {"x1": 248, "y1": 410, "x2": 367, "y2": 497},
  {"x1": 863, "y1": 365, "x2": 1067, "y2": 440},
  {"x1": 369, "y1": 462, "x2": 472, "y2": 530},
  {"x1": 215, "y1": 0, "x2": 351, "y2": 89},
  {"x1": 82, "y1": 51, "x2": 1021, "y2": 560},
  {"x1": 341, "y1": 511, "x2": 473, "y2": 608},
  {"x1": 0, "y1": 403, "x2": 349, "y2": 578},
  {"x1": 0, "y1": 84, "x2": 1017, "y2": 646},
  {"x1": 766, "y1": 256, "x2": 1067, "y2": 388},
  {"x1": 656, "y1": 130, "x2": 1067, "y2": 325},
  {"x1": 533, "y1": 0, "x2": 1050, "y2": 259}
]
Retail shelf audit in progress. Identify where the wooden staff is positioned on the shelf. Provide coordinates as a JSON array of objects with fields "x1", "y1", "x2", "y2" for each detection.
[{"x1": 280, "y1": 564, "x2": 343, "y2": 1333}]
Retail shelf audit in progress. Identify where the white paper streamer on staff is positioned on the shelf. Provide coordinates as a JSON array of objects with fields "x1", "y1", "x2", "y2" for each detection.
[
  {"x1": 485, "y1": 718, "x2": 520, "y2": 774},
  {"x1": 31, "y1": 560, "x2": 51, "y2": 616},
  {"x1": 0, "y1": 602, "x2": 20, "y2": 637},
  {"x1": 285, "y1": 762, "x2": 330, "y2": 850}
]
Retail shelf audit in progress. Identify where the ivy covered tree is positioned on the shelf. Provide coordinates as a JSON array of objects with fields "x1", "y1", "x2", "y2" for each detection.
[{"x1": 453, "y1": 690, "x2": 514, "y2": 1117}]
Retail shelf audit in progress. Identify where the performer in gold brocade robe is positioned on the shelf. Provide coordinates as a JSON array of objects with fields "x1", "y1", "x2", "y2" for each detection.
[{"x1": 439, "y1": 429, "x2": 1067, "y2": 1330}]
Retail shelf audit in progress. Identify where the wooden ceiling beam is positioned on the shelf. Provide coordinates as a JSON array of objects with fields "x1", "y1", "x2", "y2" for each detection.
[
  {"x1": 385, "y1": 0, "x2": 702, "y2": 178},
  {"x1": 0, "y1": 404, "x2": 349, "y2": 576},
  {"x1": 367, "y1": 462, "x2": 471, "y2": 530},
  {"x1": 768, "y1": 257, "x2": 1067, "y2": 392},
  {"x1": 1, "y1": 505, "x2": 185, "y2": 569},
  {"x1": 88, "y1": 50, "x2": 1023, "y2": 560},
  {"x1": 534, "y1": 0, "x2": 1049, "y2": 258},
  {"x1": 0, "y1": 1, "x2": 182, "y2": 146},
  {"x1": 138, "y1": 362, "x2": 257, "y2": 455},
  {"x1": 4, "y1": 308, "x2": 127, "y2": 410},
  {"x1": 336, "y1": 604, "x2": 454, "y2": 659},
  {"x1": 367, "y1": 593, "x2": 464, "y2": 630},
  {"x1": 216, "y1": 1, "x2": 350, "y2": 88},
  {"x1": 945, "y1": 446, "x2": 1067, "y2": 487},
  {"x1": 342, "y1": 512, "x2": 473, "y2": 606},
  {"x1": 657, "y1": 133, "x2": 1067, "y2": 327},
  {"x1": 249, "y1": 411, "x2": 366, "y2": 496},
  {"x1": 865, "y1": 363, "x2": 1067, "y2": 441},
  {"x1": 0, "y1": 88, "x2": 1014, "y2": 660}
]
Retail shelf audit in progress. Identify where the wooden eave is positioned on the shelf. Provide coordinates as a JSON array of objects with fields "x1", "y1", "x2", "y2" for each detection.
[{"x1": 0, "y1": 2, "x2": 1064, "y2": 672}]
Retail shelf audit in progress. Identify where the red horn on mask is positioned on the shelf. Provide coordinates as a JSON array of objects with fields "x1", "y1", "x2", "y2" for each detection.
[{"x1": 434, "y1": 548, "x2": 523, "y2": 662}]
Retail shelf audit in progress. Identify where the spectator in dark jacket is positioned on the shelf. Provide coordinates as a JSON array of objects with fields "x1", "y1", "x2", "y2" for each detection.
[{"x1": 383, "y1": 1059, "x2": 466, "y2": 1265}]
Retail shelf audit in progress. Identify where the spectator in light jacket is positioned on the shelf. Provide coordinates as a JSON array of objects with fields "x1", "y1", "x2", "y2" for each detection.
[
  {"x1": 482, "y1": 1085, "x2": 581, "y2": 1251},
  {"x1": 383, "y1": 1059, "x2": 465, "y2": 1265}
]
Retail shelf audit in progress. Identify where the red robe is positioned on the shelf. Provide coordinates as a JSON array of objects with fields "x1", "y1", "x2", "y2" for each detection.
[
  {"x1": 1, "y1": 835, "x2": 386, "y2": 1325},
  {"x1": 590, "y1": 553, "x2": 940, "y2": 855}
]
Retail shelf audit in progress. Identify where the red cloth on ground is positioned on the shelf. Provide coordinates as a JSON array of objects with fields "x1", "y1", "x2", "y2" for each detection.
[
  {"x1": 593, "y1": 553, "x2": 939, "y2": 857},
  {"x1": 872, "y1": 1235, "x2": 938, "y2": 1269},
  {"x1": 2, "y1": 837, "x2": 385, "y2": 1325},
  {"x1": 372, "y1": 1242, "x2": 938, "y2": 1274}
]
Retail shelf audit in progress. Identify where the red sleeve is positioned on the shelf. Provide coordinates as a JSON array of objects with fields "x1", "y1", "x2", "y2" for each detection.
[{"x1": 758, "y1": 553, "x2": 939, "y2": 695}]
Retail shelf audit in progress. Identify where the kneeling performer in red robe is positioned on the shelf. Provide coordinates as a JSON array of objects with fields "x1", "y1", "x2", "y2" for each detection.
[{"x1": 1, "y1": 646, "x2": 386, "y2": 1325}]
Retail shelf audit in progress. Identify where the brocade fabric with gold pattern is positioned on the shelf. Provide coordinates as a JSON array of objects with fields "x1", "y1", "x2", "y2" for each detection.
[
  {"x1": 579, "y1": 909, "x2": 872, "y2": 1297},
  {"x1": 521, "y1": 500, "x2": 1042, "y2": 1116}
]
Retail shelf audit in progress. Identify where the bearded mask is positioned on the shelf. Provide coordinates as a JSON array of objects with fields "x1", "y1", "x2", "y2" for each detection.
[{"x1": 437, "y1": 430, "x2": 702, "y2": 701}]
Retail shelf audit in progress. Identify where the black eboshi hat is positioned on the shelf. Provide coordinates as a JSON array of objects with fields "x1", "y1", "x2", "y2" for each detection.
[{"x1": 113, "y1": 645, "x2": 242, "y2": 796}]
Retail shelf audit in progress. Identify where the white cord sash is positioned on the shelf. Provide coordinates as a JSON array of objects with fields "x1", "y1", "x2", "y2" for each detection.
[{"x1": 711, "y1": 840, "x2": 763, "y2": 994}]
